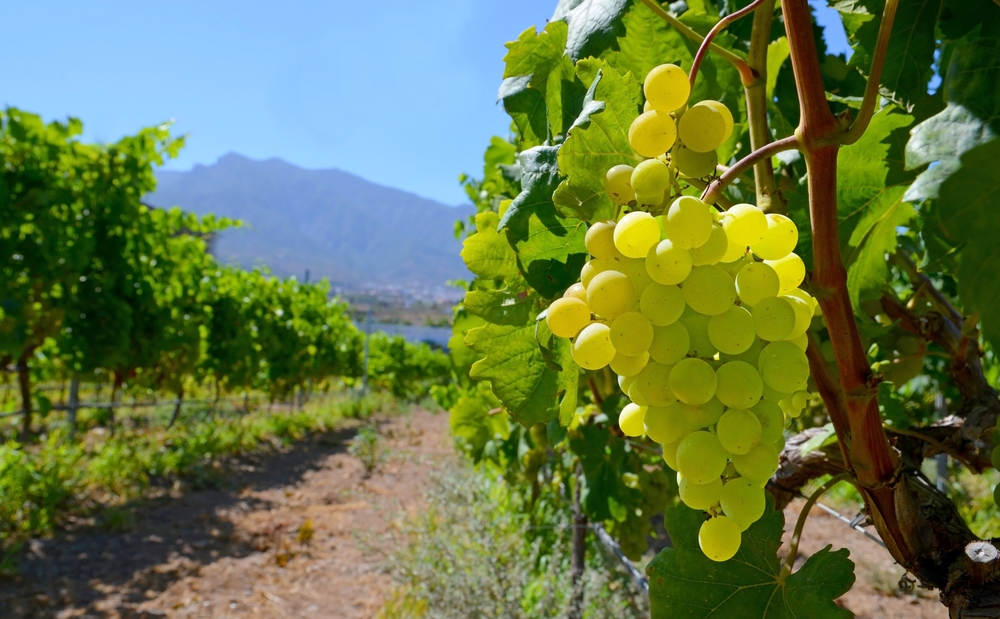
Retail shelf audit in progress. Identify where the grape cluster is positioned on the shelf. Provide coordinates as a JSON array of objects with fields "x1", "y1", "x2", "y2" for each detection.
[{"x1": 544, "y1": 64, "x2": 820, "y2": 563}]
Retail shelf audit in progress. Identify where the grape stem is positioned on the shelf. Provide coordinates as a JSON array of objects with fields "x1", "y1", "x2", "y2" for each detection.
[
  {"x1": 688, "y1": 0, "x2": 768, "y2": 89},
  {"x1": 637, "y1": 0, "x2": 754, "y2": 85},
  {"x1": 743, "y1": 0, "x2": 785, "y2": 214},
  {"x1": 699, "y1": 135, "x2": 800, "y2": 206},
  {"x1": 842, "y1": 0, "x2": 900, "y2": 145},
  {"x1": 781, "y1": 472, "x2": 851, "y2": 578},
  {"x1": 882, "y1": 424, "x2": 976, "y2": 470}
]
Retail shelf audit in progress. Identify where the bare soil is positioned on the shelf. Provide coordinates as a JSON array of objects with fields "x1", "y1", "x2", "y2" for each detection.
[{"x1": 0, "y1": 409, "x2": 951, "y2": 618}]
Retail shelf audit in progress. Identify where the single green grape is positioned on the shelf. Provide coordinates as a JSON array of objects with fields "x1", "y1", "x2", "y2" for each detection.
[
  {"x1": 630, "y1": 159, "x2": 672, "y2": 198},
  {"x1": 586, "y1": 220, "x2": 620, "y2": 259},
  {"x1": 717, "y1": 408, "x2": 762, "y2": 455},
  {"x1": 761, "y1": 381, "x2": 792, "y2": 403},
  {"x1": 580, "y1": 257, "x2": 615, "y2": 288},
  {"x1": 678, "y1": 104, "x2": 728, "y2": 152},
  {"x1": 689, "y1": 225, "x2": 729, "y2": 266},
  {"x1": 662, "y1": 433, "x2": 689, "y2": 470},
  {"x1": 648, "y1": 322, "x2": 690, "y2": 365},
  {"x1": 680, "y1": 308, "x2": 718, "y2": 358},
  {"x1": 665, "y1": 196, "x2": 714, "y2": 249},
  {"x1": 720, "y1": 478, "x2": 766, "y2": 531},
  {"x1": 669, "y1": 357, "x2": 718, "y2": 405},
  {"x1": 644, "y1": 403, "x2": 688, "y2": 444},
  {"x1": 610, "y1": 311, "x2": 654, "y2": 356},
  {"x1": 563, "y1": 282, "x2": 588, "y2": 302},
  {"x1": 640, "y1": 283, "x2": 686, "y2": 326},
  {"x1": 545, "y1": 297, "x2": 592, "y2": 339},
  {"x1": 735, "y1": 262, "x2": 780, "y2": 307},
  {"x1": 673, "y1": 144, "x2": 718, "y2": 178},
  {"x1": 610, "y1": 350, "x2": 649, "y2": 377},
  {"x1": 629, "y1": 110, "x2": 677, "y2": 157},
  {"x1": 732, "y1": 442, "x2": 779, "y2": 484},
  {"x1": 603, "y1": 165, "x2": 635, "y2": 206},
  {"x1": 676, "y1": 431, "x2": 729, "y2": 484},
  {"x1": 614, "y1": 211, "x2": 662, "y2": 259},
  {"x1": 646, "y1": 239, "x2": 693, "y2": 285},
  {"x1": 766, "y1": 253, "x2": 805, "y2": 294},
  {"x1": 682, "y1": 265, "x2": 737, "y2": 316},
  {"x1": 752, "y1": 296, "x2": 796, "y2": 341},
  {"x1": 789, "y1": 331, "x2": 808, "y2": 352},
  {"x1": 721, "y1": 335, "x2": 762, "y2": 366},
  {"x1": 635, "y1": 362, "x2": 678, "y2": 407},
  {"x1": 715, "y1": 361, "x2": 764, "y2": 410},
  {"x1": 783, "y1": 294, "x2": 814, "y2": 340},
  {"x1": 699, "y1": 516, "x2": 742, "y2": 562},
  {"x1": 751, "y1": 399, "x2": 785, "y2": 444},
  {"x1": 620, "y1": 257, "x2": 655, "y2": 297},
  {"x1": 680, "y1": 476, "x2": 723, "y2": 510},
  {"x1": 679, "y1": 398, "x2": 725, "y2": 429},
  {"x1": 707, "y1": 305, "x2": 756, "y2": 355},
  {"x1": 586, "y1": 270, "x2": 635, "y2": 320},
  {"x1": 644, "y1": 63, "x2": 690, "y2": 112},
  {"x1": 722, "y1": 203, "x2": 768, "y2": 246},
  {"x1": 759, "y1": 341, "x2": 810, "y2": 399},
  {"x1": 619, "y1": 403, "x2": 647, "y2": 437},
  {"x1": 750, "y1": 214, "x2": 798, "y2": 260},
  {"x1": 720, "y1": 235, "x2": 749, "y2": 264},
  {"x1": 699, "y1": 100, "x2": 734, "y2": 142},
  {"x1": 572, "y1": 323, "x2": 616, "y2": 370}
]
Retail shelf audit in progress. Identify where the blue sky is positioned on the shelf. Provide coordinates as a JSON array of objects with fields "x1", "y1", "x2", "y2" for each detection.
[{"x1": 1, "y1": 1, "x2": 848, "y2": 206}]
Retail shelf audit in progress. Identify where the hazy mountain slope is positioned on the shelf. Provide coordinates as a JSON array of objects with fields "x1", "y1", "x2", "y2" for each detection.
[{"x1": 147, "y1": 153, "x2": 473, "y2": 287}]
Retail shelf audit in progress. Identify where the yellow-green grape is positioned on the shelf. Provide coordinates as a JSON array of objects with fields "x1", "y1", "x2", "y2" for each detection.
[
  {"x1": 610, "y1": 312, "x2": 654, "y2": 356},
  {"x1": 635, "y1": 362, "x2": 678, "y2": 407},
  {"x1": 735, "y1": 262, "x2": 780, "y2": 307},
  {"x1": 610, "y1": 350, "x2": 649, "y2": 377},
  {"x1": 646, "y1": 239, "x2": 693, "y2": 285},
  {"x1": 750, "y1": 214, "x2": 798, "y2": 260},
  {"x1": 751, "y1": 399, "x2": 785, "y2": 444},
  {"x1": 772, "y1": 432, "x2": 787, "y2": 453},
  {"x1": 644, "y1": 63, "x2": 691, "y2": 112},
  {"x1": 571, "y1": 323, "x2": 616, "y2": 370},
  {"x1": 678, "y1": 104, "x2": 727, "y2": 153},
  {"x1": 587, "y1": 270, "x2": 635, "y2": 320},
  {"x1": 720, "y1": 478, "x2": 765, "y2": 531},
  {"x1": 670, "y1": 358, "x2": 718, "y2": 405},
  {"x1": 779, "y1": 393, "x2": 805, "y2": 418},
  {"x1": 991, "y1": 445, "x2": 1000, "y2": 470},
  {"x1": 719, "y1": 252, "x2": 752, "y2": 279},
  {"x1": 680, "y1": 476, "x2": 723, "y2": 510},
  {"x1": 720, "y1": 236, "x2": 748, "y2": 264},
  {"x1": 789, "y1": 331, "x2": 808, "y2": 352},
  {"x1": 640, "y1": 283, "x2": 686, "y2": 326},
  {"x1": 761, "y1": 382, "x2": 792, "y2": 403},
  {"x1": 631, "y1": 159, "x2": 671, "y2": 199},
  {"x1": 614, "y1": 211, "x2": 661, "y2": 259},
  {"x1": 619, "y1": 403, "x2": 647, "y2": 437},
  {"x1": 586, "y1": 220, "x2": 619, "y2": 258},
  {"x1": 680, "y1": 308, "x2": 718, "y2": 358},
  {"x1": 752, "y1": 296, "x2": 796, "y2": 341},
  {"x1": 546, "y1": 297, "x2": 592, "y2": 339},
  {"x1": 765, "y1": 253, "x2": 805, "y2": 294},
  {"x1": 759, "y1": 341, "x2": 810, "y2": 394},
  {"x1": 620, "y1": 257, "x2": 655, "y2": 297},
  {"x1": 699, "y1": 100, "x2": 734, "y2": 142},
  {"x1": 722, "y1": 203, "x2": 767, "y2": 247},
  {"x1": 645, "y1": 403, "x2": 687, "y2": 444},
  {"x1": 603, "y1": 165, "x2": 635, "y2": 206},
  {"x1": 581, "y1": 257, "x2": 618, "y2": 288},
  {"x1": 628, "y1": 380, "x2": 649, "y2": 406},
  {"x1": 717, "y1": 408, "x2": 762, "y2": 455},
  {"x1": 648, "y1": 321, "x2": 690, "y2": 365},
  {"x1": 715, "y1": 361, "x2": 764, "y2": 410},
  {"x1": 676, "y1": 431, "x2": 729, "y2": 484},
  {"x1": 708, "y1": 305, "x2": 756, "y2": 355},
  {"x1": 663, "y1": 434, "x2": 688, "y2": 470},
  {"x1": 673, "y1": 143, "x2": 719, "y2": 178},
  {"x1": 564, "y1": 282, "x2": 588, "y2": 302},
  {"x1": 680, "y1": 398, "x2": 725, "y2": 429},
  {"x1": 618, "y1": 373, "x2": 634, "y2": 391},
  {"x1": 629, "y1": 110, "x2": 677, "y2": 157},
  {"x1": 782, "y1": 294, "x2": 813, "y2": 339},
  {"x1": 635, "y1": 191, "x2": 665, "y2": 207},
  {"x1": 682, "y1": 265, "x2": 737, "y2": 316},
  {"x1": 699, "y1": 516, "x2": 742, "y2": 562},
  {"x1": 665, "y1": 196, "x2": 714, "y2": 249},
  {"x1": 732, "y1": 442, "x2": 779, "y2": 484},
  {"x1": 785, "y1": 288, "x2": 819, "y2": 315},
  {"x1": 690, "y1": 225, "x2": 729, "y2": 266}
]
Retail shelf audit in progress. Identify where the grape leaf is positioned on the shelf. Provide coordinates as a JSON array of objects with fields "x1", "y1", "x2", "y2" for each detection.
[
  {"x1": 845, "y1": 187, "x2": 913, "y2": 307},
  {"x1": 466, "y1": 322, "x2": 562, "y2": 426},
  {"x1": 647, "y1": 498, "x2": 855, "y2": 619},
  {"x1": 461, "y1": 211, "x2": 520, "y2": 281},
  {"x1": 500, "y1": 23, "x2": 572, "y2": 146},
  {"x1": 613, "y1": 0, "x2": 691, "y2": 82},
  {"x1": 905, "y1": 38, "x2": 1000, "y2": 202},
  {"x1": 449, "y1": 383, "x2": 510, "y2": 460},
  {"x1": 933, "y1": 139, "x2": 1000, "y2": 350},
  {"x1": 554, "y1": 0, "x2": 631, "y2": 62},
  {"x1": 569, "y1": 424, "x2": 639, "y2": 521},
  {"x1": 464, "y1": 288, "x2": 533, "y2": 326},
  {"x1": 938, "y1": 0, "x2": 1000, "y2": 40},
  {"x1": 554, "y1": 63, "x2": 642, "y2": 223}
]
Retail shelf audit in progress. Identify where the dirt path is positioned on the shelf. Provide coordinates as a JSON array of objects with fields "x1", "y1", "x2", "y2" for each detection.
[
  {"x1": 0, "y1": 408, "x2": 952, "y2": 618},
  {"x1": 0, "y1": 409, "x2": 453, "y2": 619}
]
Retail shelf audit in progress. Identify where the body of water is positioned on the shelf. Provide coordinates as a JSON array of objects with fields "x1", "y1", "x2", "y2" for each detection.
[{"x1": 367, "y1": 322, "x2": 452, "y2": 350}]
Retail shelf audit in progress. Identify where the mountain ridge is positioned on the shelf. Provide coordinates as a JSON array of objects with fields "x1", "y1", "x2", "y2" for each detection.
[{"x1": 147, "y1": 153, "x2": 474, "y2": 289}]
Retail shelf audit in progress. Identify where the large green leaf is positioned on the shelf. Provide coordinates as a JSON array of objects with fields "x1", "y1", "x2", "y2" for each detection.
[
  {"x1": 934, "y1": 139, "x2": 1000, "y2": 349},
  {"x1": 614, "y1": 0, "x2": 691, "y2": 82},
  {"x1": 449, "y1": 382, "x2": 511, "y2": 460},
  {"x1": 553, "y1": 0, "x2": 631, "y2": 62},
  {"x1": 569, "y1": 424, "x2": 638, "y2": 522},
  {"x1": 461, "y1": 211, "x2": 520, "y2": 281},
  {"x1": 938, "y1": 0, "x2": 1000, "y2": 40},
  {"x1": 647, "y1": 499, "x2": 855, "y2": 619},
  {"x1": 905, "y1": 38, "x2": 1000, "y2": 202},
  {"x1": 554, "y1": 63, "x2": 642, "y2": 223},
  {"x1": 464, "y1": 288, "x2": 533, "y2": 326},
  {"x1": 845, "y1": 187, "x2": 913, "y2": 307},
  {"x1": 466, "y1": 322, "x2": 561, "y2": 426}
]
